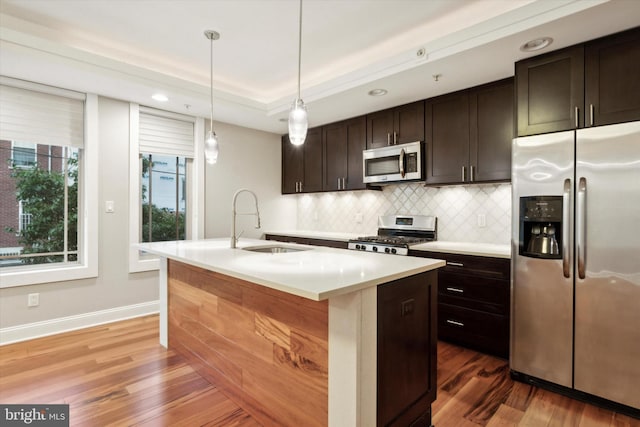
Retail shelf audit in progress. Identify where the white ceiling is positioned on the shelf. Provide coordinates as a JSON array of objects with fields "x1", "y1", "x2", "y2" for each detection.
[{"x1": 1, "y1": 0, "x2": 639, "y2": 134}]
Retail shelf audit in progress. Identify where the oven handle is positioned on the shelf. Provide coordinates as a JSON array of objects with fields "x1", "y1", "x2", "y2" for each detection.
[{"x1": 399, "y1": 148, "x2": 406, "y2": 178}]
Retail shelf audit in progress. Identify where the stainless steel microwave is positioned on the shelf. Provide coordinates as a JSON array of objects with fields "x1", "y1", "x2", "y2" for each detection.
[{"x1": 363, "y1": 141, "x2": 424, "y2": 184}]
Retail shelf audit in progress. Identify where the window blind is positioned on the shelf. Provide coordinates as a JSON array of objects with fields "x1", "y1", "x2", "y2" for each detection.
[
  {"x1": 0, "y1": 83, "x2": 85, "y2": 148},
  {"x1": 139, "y1": 109, "x2": 195, "y2": 158}
]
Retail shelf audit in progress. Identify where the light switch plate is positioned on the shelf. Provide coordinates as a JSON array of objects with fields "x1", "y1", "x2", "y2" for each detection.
[{"x1": 105, "y1": 201, "x2": 115, "y2": 213}]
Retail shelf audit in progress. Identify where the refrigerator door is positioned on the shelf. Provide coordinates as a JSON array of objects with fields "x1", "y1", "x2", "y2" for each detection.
[
  {"x1": 574, "y1": 121, "x2": 640, "y2": 409},
  {"x1": 511, "y1": 131, "x2": 575, "y2": 387}
]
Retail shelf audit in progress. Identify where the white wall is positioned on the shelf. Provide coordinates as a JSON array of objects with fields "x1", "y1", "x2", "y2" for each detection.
[{"x1": 204, "y1": 121, "x2": 296, "y2": 239}]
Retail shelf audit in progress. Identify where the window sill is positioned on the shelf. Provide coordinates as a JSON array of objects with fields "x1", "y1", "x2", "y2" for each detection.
[{"x1": 0, "y1": 262, "x2": 98, "y2": 288}]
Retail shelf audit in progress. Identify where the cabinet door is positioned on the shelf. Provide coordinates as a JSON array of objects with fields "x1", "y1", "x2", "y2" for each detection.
[
  {"x1": 470, "y1": 78, "x2": 514, "y2": 182},
  {"x1": 302, "y1": 127, "x2": 323, "y2": 193},
  {"x1": 281, "y1": 135, "x2": 303, "y2": 194},
  {"x1": 345, "y1": 116, "x2": 366, "y2": 190},
  {"x1": 394, "y1": 100, "x2": 425, "y2": 144},
  {"x1": 585, "y1": 27, "x2": 640, "y2": 127},
  {"x1": 516, "y1": 45, "x2": 584, "y2": 136},
  {"x1": 366, "y1": 109, "x2": 394, "y2": 149},
  {"x1": 322, "y1": 122, "x2": 348, "y2": 191},
  {"x1": 377, "y1": 271, "x2": 437, "y2": 427},
  {"x1": 425, "y1": 92, "x2": 470, "y2": 184}
]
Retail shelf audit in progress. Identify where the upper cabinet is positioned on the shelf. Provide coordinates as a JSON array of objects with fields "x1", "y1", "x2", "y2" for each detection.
[
  {"x1": 516, "y1": 26, "x2": 640, "y2": 136},
  {"x1": 366, "y1": 101, "x2": 425, "y2": 149},
  {"x1": 323, "y1": 116, "x2": 366, "y2": 191},
  {"x1": 425, "y1": 79, "x2": 514, "y2": 185},
  {"x1": 281, "y1": 127, "x2": 323, "y2": 194},
  {"x1": 585, "y1": 27, "x2": 640, "y2": 127}
]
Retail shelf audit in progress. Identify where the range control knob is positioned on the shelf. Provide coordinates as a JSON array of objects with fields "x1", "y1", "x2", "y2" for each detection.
[
  {"x1": 391, "y1": 248, "x2": 397, "y2": 254},
  {"x1": 384, "y1": 247, "x2": 390, "y2": 253},
  {"x1": 372, "y1": 246, "x2": 378, "y2": 252}
]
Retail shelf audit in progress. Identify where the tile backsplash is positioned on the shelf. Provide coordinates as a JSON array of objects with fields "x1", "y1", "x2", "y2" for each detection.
[{"x1": 297, "y1": 183, "x2": 512, "y2": 244}]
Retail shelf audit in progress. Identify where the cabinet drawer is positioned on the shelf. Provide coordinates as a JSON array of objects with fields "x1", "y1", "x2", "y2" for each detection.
[
  {"x1": 438, "y1": 272, "x2": 509, "y2": 314},
  {"x1": 438, "y1": 303, "x2": 509, "y2": 358},
  {"x1": 410, "y1": 251, "x2": 510, "y2": 280}
]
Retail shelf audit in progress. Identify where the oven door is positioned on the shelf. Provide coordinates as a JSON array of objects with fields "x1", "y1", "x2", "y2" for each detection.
[{"x1": 363, "y1": 141, "x2": 423, "y2": 183}]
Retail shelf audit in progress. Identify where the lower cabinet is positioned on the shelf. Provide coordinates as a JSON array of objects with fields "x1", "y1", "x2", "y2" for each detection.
[
  {"x1": 410, "y1": 250, "x2": 511, "y2": 359},
  {"x1": 378, "y1": 271, "x2": 437, "y2": 427}
]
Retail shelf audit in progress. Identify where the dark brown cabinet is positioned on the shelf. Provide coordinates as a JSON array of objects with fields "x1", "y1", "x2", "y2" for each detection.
[
  {"x1": 322, "y1": 116, "x2": 366, "y2": 191},
  {"x1": 585, "y1": 27, "x2": 640, "y2": 127},
  {"x1": 378, "y1": 271, "x2": 437, "y2": 427},
  {"x1": 281, "y1": 127, "x2": 323, "y2": 194},
  {"x1": 409, "y1": 250, "x2": 510, "y2": 358},
  {"x1": 366, "y1": 101, "x2": 425, "y2": 149},
  {"x1": 425, "y1": 79, "x2": 514, "y2": 185},
  {"x1": 516, "y1": 26, "x2": 640, "y2": 136}
]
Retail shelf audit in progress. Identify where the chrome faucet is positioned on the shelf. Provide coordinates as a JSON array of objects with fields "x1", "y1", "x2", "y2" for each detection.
[{"x1": 231, "y1": 189, "x2": 261, "y2": 248}]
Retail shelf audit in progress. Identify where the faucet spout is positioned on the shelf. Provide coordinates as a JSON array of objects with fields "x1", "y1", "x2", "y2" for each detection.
[{"x1": 231, "y1": 189, "x2": 261, "y2": 248}]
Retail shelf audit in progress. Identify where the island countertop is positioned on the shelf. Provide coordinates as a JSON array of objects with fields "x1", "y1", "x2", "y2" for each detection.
[{"x1": 138, "y1": 238, "x2": 444, "y2": 301}]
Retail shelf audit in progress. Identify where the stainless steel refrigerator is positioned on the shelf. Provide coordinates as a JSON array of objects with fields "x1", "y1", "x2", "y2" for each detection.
[{"x1": 511, "y1": 121, "x2": 640, "y2": 411}]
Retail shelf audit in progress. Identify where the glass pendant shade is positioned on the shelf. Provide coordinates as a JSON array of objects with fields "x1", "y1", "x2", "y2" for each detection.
[
  {"x1": 288, "y1": 98, "x2": 308, "y2": 146},
  {"x1": 204, "y1": 130, "x2": 219, "y2": 164}
]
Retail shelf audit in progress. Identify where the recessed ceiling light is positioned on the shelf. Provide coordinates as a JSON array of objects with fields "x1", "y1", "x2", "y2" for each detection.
[
  {"x1": 368, "y1": 89, "x2": 387, "y2": 97},
  {"x1": 152, "y1": 93, "x2": 169, "y2": 102},
  {"x1": 520, "y1": 37, "x2": 553, "y2": 52}
]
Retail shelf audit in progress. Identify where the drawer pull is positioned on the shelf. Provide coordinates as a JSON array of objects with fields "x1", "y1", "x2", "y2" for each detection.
[
  {"x1": 447, "y1": 261, "x2": 464, "y2": 267},
  {"x1": 446, "y1": 319, "x2": 465, "y2": 327},
  {"x1": 446, "y1": 287, "x2": 464, "y2": 293}
]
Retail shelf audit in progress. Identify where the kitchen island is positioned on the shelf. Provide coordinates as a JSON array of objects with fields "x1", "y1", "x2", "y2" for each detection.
[{"x1": 138, "y1": 238, "x2": 444, "y2": 427}]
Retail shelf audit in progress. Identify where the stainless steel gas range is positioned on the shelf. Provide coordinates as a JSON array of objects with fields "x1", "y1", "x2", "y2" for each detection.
[{"x1": 348, "y1": 215, "x2": 437, "y2": 255}]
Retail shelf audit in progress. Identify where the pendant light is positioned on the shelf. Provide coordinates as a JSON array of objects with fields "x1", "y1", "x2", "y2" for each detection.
[
  {"x1": 288, "y1": 0, "x2": 308, "y2": 146},
  {"x1": 204, "y1": 30, "x2": 220, "y2": 164}
]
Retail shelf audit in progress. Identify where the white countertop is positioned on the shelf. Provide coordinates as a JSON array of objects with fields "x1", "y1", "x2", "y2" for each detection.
[
  {"x1": 138, "y1": 238, "x2": 445, "y2": 301},
  {"x1": 412, "y1": 241, "x2": 511, "y2": 259},
  {"x1": 264, "y1": 230, "x2": 511, "y2": 258},
  {"x1": 263, "y1": 230, "x2": 364, "y2": 242}
]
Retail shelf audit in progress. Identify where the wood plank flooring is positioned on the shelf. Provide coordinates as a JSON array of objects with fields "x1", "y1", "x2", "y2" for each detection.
[{"x1": 1, "y1": 315, "x2": 638, "y2": 426}]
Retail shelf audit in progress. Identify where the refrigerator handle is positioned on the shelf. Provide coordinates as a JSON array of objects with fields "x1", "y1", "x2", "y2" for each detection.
[
  {"x1": 577, "y1": 177, "x2": 587, "y2": 279},
  {"x1": 562, "y1": 179, "x2": 572, "y2": 278}
]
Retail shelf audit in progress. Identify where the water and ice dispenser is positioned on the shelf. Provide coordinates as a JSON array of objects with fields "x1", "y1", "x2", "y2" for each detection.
[{"x1": 519, "y1": 196, "x2": 563, "y2": 259}]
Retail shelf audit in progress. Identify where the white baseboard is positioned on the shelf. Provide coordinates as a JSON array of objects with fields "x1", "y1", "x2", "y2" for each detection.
[{"x1": 0, "y1": 301, "x2": 159, "y2": 346}]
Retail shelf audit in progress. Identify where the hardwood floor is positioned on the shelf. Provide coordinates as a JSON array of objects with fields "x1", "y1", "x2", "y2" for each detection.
[{"x1": 1, "y1": 315, "x2": 637, "y2": 426}]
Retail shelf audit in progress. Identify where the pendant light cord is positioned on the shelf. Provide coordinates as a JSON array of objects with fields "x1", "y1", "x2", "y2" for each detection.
[
  {"x1": 210, "y1": 35, "x2": 214, "y2": 133},
  {"x1": 296, "y1": 0, "x2": 302, "y2": 100}
]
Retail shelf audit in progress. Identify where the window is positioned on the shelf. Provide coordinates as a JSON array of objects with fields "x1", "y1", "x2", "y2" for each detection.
[
  {"x1": 129, "y1": 105, "x2": 204, "y2": 272},
  {"x1": 11, "y1": 141, "x2": 37, "y2": 168},
  {"x1": 141, "y1": 153, "x2": 187, "y2": 242},
  {"x1": 0, "y1": 78, "x2": 98, "y2": 287}
]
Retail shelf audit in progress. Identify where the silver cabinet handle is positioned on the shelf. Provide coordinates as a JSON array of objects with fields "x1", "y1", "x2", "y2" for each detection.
[
  {"x1": 470, "y1": 165, "x2": 475, "y2": 182},
  {"x1": 399, "y1": 148, "x2": 406, "y2": 178},
  {"x1": 393, "y1": 131, "x2": 398, "y2": 145},
  {"x1": 446, "y1": 287, "x2": 464, "y2": 293},
  {"x1": 577, "y1": 177, "x2": 587, "y2": 279},
  {"x1": 446, "y1": 319, "x2": 464, "y2": 327},
  {"x1": 575, "y1": 106, "x2": 579, "y2": 128},
  {"x1": 337, "y1": 177, "x2": 341, "y2": 190},
  {"x1": 342, "y1": 177, "x2": 346, "y2": 189},
  {"x1": 295, "y1": 182, "x2": 299, "y2": 192},
  {"x1": 562, "y1": 179, "x2": 572, "y2": 278},
  {"x1": 461, "y1": 166, "x2": 466, "y2": 182},
  {"x1": 590, "y1": 104, "x2": 594, "y2": 126},
  {"x1": 299, "y1": 181, "x2": 303, "y2": 192},
  {"x1": 387, "y1": 133, "x2": 391, "y2": 146},
  {"x1": 447, "y1": 261, "x2": 464, "y2": 267}
]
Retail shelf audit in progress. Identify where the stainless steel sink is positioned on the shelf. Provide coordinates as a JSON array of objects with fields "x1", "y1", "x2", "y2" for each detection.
[{"x1": 242, "y1": 245, "x2": 310, "y2": 254}]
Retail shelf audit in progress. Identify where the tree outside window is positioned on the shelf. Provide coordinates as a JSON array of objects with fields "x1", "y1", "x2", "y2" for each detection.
[
  {"x1": 141, "y1": 153, "x2": 186, "y2": 242},
  {"x1": 1, "y1": 141, "x2": 78, "y2": 267}
]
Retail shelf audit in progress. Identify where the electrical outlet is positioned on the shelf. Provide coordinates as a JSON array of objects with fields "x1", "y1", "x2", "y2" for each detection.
[
  {"x1": 477, "y1": 214, "x2": 486, "y2": 228},
  {"x1": 28, "y1": 293, "x2": 39, "y2": 307}
]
